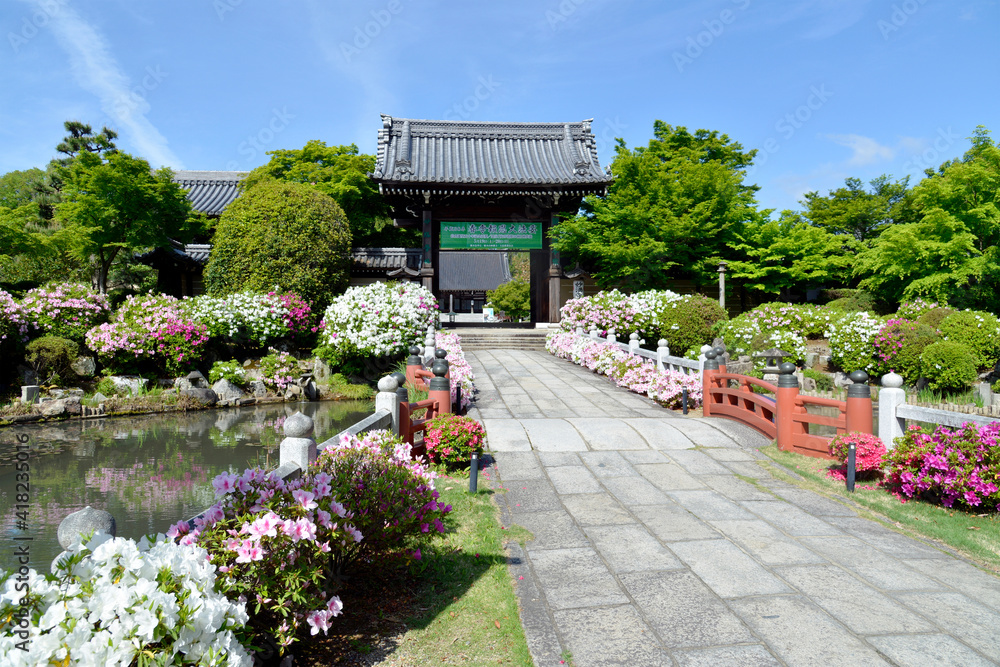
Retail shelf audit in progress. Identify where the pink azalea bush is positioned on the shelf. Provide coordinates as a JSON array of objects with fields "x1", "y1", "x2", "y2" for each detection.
[
  {"x1": 547, "y1": 330, "x2": 702, "y2": 408},
  {"x1": 423, "y1": 414, "x2": 486, "y2": 468},
  {"x1": 559, "y1": 289, "x2": 639, "y2": 336},
  {"x1": 436, "y1": 330, "x2": 474, "y2": 410},
  {"x1": 0, "y1": 290, "x2": 27, "y2": 342},
  {"x1": 313, "y1": 430, "x2": 451, "y2": 574},
  {"x1": 258, "y1": 348, "x2": 300, "y2": 391},
  {"x1": 85, "y1": 293, "x2": 208, "y2": 375},
  {"x1": 871, "y1": 318, "x2": 939, "y2": 385},
  {"x1": 168, "y1": 467, "x2": 355, "y2": 651},
  {"x1": 826, "y1": 432, "x2": 887, "y2": 481},
  {"x1": 19, "y1": 282, "x2": 110, "y2": 342},
  {"x1": 883, "y1": 422, "x2": 1000, "y2": 510}
]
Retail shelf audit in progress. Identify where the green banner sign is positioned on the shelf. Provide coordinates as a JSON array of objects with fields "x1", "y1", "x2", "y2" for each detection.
[{"x1": 439, "y1": 221, "x2": 542, "y2": 250}]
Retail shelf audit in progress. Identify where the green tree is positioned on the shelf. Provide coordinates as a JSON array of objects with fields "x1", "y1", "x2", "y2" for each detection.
[
  {"x1": 56, "y1": 151, "x2": 192, "y2": 293},
  {"x1": 855, "y1": 127, "x2": 1000, "y2": 309},
  {"x1": 801, "y1": 175, "x2": 914, "y2": 242},
  {"x1": 0, "y1": 168, "x2": 46, "y2": 210},
  {"x1": 204, "y1": 180, "x2": 351, "y2": 312},
  {"x1": 728, "y1": 211, "x2": 854, "y2": 299},
  {"x1": 487, "y1": 279, "x2": 530, "y2": 321},
  {"x1": 552, "y1": 122, "x2": 761, "y2": 291},
  {"x1": 242, "y1": 140, "x2": 418, "y2": 247}
]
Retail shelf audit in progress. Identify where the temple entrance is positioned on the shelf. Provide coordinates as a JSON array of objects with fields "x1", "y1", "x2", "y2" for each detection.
[{"x1": 369, "y1": 116, "x2": 612, "y2": 324}]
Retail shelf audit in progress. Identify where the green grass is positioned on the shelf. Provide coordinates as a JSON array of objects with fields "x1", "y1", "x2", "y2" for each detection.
[
  {"x1": 760, "y1": 444, "x2": 1000, "y2": 572},
  {"x1": 377, "y1": 477, "x2": 532, "y2": 666}
]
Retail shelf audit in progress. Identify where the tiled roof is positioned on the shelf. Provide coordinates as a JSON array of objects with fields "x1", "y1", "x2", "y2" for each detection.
[
  {"x1": 172, "y1": 170, "x2": 246, "y2": 216},
  {"x1": 371, "y1": 116, "x2": 612, "y2": 192},
  {"x1": 439, "y1": 251, "x2": 512, "y2": 292},
  {"x1": 351, "y1": 247, "x2": 422, "y2": 272}
]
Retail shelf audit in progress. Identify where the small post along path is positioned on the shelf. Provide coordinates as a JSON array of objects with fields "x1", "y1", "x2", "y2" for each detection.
[{"x1": 466, "y1": 348, "x2": 1000, "y2": 667}]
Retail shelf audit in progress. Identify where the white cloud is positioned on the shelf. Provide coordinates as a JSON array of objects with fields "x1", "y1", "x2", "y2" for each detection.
[
  {"x1": 825, "y1": 133, "x2": 895, "y2": 166},
  {"x1": 28, "y1": 0, "x2": 183, "y2": 168}
]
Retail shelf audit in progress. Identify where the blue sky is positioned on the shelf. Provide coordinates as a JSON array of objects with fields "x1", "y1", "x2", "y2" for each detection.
[{"x1": 2, "y1": 0, "x2": 997, "y2": 214}]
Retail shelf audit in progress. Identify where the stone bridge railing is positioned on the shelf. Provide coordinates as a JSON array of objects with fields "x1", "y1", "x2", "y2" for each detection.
[{"x1": 579, "y1": 327, "x2": 703, "y2": 375}]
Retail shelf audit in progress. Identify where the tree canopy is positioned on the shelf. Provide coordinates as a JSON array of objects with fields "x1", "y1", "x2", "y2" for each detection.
[
  {"x1": 242, "y1": 140, "x2": 419, "y2": 248},
  {"x1": 204, "y1": 180, "x2": 352, "y2": 312},
  {"x1": 800, "y1": 175, "x2": 915, "y2": 242},
  {"x1": 552, "y1": 122, "x2": 761, "y2": 291}
]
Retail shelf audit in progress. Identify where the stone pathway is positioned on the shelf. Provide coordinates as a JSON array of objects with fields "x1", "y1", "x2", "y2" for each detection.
[{"x1": 465, "y1": 349, "x2": 1000, "y2": 667}]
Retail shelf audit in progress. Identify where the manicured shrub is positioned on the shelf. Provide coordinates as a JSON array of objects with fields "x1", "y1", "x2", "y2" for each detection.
[
  {"x1": 486, "y1": 279, "x2": 530, "y2": 321},
  {"x1": 258, "y1": 348, "x2": 300, "y2": 391},
  {"x1": 825, "y1": 289, "x2": 878, "y2": 313},
  {"x1": 209, "y1": 359, "x2": 248, "y2": 386},
  {"x1": 896, "y1": 297, "x2": 942, "y2": 321},
  {"x1": 920, "y1": 340, "x2": 978, "y2": 394},
  {"x1": 939, "y1": 310, "x2": 1000, "y2": 369},
  {"x1": 316, "y1": 281, "x2": 438, "y2": 366},
  {"x1": 803, "y1": 368, "x2": 832, "y2": 391},
  {"x1": 204, "y1": 180, "x2": 351, "y2": 314},
  {"x1": 185, "y1": 291, "x2": 314, "y2": 347},
  {"x1": 85, "y1": 293, "x2": 208, "y2": 376},
  {"x1": 25, "y1": 335, "x2": 79, "y2": 385},
  {"x1": 826, "y1": 312, "x2": 883, "y2": 375},
  {"x1": 169, "y1": 468, "x2": 353, "y2": 651},
  {"x1": 436, "y1": 330, "x2": 474, "y2": 411},
  {"x1": 558, "y1": 289, "x2": 641, "y2": 335},
  {"x1": 648, "y1": 294, "x2": 727, "y2": 358},
  {"x1": 0, "y1": 533, "x2": 250, "y2": 665},
  {"x1": 827, "y1": 432, "x2": 886, "y2": 481},
  {"x1": 19, "y1": 282, "x2": 110, "y2": 343},
  {"x1": 917, "y1": 306, "x2": 956, "y2": 331},
  {"x1": 872, "y1": 318, "x2": 939, "y2": 386},
  {"x1": 0, "y1": 290, "x2": 27, "y2": 342},
  {"x1": 719, "y1": 311, "x2": 807, "y2": 366},
  {"x1": 313, "y1": 430, "x2": 451, "y2": 574},
  {"x1": 424, "y1": 414, "x2": 486, "y2": 468},
  {"x1": 884, "y1": 422, "x2": 1000, "y2": 510}
]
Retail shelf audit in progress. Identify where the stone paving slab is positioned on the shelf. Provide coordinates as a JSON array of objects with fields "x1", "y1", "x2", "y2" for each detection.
[{"x1": 468, "y1": 349, "x2": 1000, "y2": 667}]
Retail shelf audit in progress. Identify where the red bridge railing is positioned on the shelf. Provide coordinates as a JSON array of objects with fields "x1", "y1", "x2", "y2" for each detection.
[{"x1": 701, "y1": 349, "x2": 874, "y2": 460}]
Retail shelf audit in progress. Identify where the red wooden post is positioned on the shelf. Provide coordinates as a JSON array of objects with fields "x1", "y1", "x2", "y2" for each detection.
[
  {"x1": 405, "y1": 345, "x2": 425, "y2": 389},
  {"x1": 398, "y1": 400, "x2": 413, "y2": 444},
  {"x1": 845, "y1": 371, "x2": 874, "y2": 435},
  {"x1": 428, "y1": 358, "x2": 452, "y2": 418},
  {"x1": 702, "y1": 350, "x2": 719, "y2": 417},
  {"x1": 775, "y1": 362, "x2": 800, "y2": 452}
]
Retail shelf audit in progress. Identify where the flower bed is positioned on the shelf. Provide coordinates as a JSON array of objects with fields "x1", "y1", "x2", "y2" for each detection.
[
  {"x1": 546, "y1": 330, "x2": 701, "y2": 408},
  {"x1": 184, "y1": 291, "x2": 313, "y2": 347},
  {"x1": 436, "y1": 330, "x2": 474, "y2": 410},
  {"x1": 19, "y1": 282, "x2": 110, "y2": 343}
]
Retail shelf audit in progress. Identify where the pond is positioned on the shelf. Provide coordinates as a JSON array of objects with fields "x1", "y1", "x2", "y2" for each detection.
[{"x1": 0, "y1": 399, "x2": 373, "y2": 573}]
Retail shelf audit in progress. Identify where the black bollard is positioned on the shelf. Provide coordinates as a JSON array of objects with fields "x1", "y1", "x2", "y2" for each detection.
[
  {"x1": 469, "y1": 453, "x2": 479, "y2": 493},
  {"x1": 682, "y1": 388, "x2": 689, "y2": 415},
  {"x1": 846, "y1": 443, "x2": 856, "y2": 493}
]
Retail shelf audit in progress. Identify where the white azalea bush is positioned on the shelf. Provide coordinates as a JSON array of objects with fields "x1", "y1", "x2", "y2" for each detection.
[
  {"x1": 827, "y1": 312, "x2": 884, "y2": 375},
  {"x1": 316, "y1": 282, "x2": 438, "y2": 366},
  {"x1": 184, "y1": 291, "x2": 314, "y2": 347},
  {"x1": 0, "y1": 533, "x2": 250, "y2": 666}
]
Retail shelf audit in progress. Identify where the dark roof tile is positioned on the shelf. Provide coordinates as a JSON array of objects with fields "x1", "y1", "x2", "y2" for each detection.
[{"x1": 172, "y1": 170, "x2": 246, "y2": 216}]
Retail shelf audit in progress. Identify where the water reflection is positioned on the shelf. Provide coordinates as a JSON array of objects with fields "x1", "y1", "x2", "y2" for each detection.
[{"x1": 0, "y1": 400, "x2": 372, "y2": 572}]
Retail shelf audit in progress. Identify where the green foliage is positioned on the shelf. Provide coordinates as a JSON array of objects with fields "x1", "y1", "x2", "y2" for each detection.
[
  {"x1": 938, "y1": 310, "x2": 1000, "y2": 370},
  {"x1": 330, "y1": 373, "x2": 374, "y2": 399},
  {"x1": 423, "y1": 414, "x2": 486, "y2": 468},
  {"x1": 0, "y1": 168, "x2": 46, "y2": 209},
  {"x1": 651, "y1": 294, "x2": 727, "y2": 357},
  {"x1": 95, "y1": 377, "x2": 120, "y2": 396},
  {"x1": 25, "y1": 335, "x2": 78, "y2": 385},
  {"x1": 802, "y1": 368, "x2": 833, "y2": 391},
  {"x1": 992, "y1": 379, "x2": 1000, "y2": 393},
  {"x1": 920, "y1": 341, "x2": 979, "y2": 393},
  {"x1": 552, "y1": 122, "x2": 761, "y2": 291},
  {"x1": 486, "y1": 279, "x2": 530, "y2": 321},
  {"x1": 827, "y1": 312, "x2": 884, "y2": 375},
  {"x1": 917, "y1": 306, "x2": 956, "y2": 330},
  {"x1": 209, "y1": 359, "x2": 248, "y2": 386},
  {"x1": 242, "y1": 140, "x2": 418, "y2": 247},
  {"x1": 205, "y1": 180, "x2": 351, "y2": 313},
  {"x1": 728, "y1": 211, "x2": 853, "y2": 298},
  {"x1": 801, "y1": 175, "x2": 915, "y2": 242},
  {"x1": 825, "y1": 289, "x2": 879, "y2": 313},
  {"x1": 55, "y1": 151, "x2": 192, "y2": 293},
  {"x1": 896, "y1": 298, "x2": 942, "y2": 320},
  {"x1": 872, "y1": 319, "x2": 939, "y2": 385}
]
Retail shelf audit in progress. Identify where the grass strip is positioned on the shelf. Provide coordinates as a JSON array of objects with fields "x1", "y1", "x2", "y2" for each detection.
[{"x1": 760, "y1": 444, "x2": 1000, "y2": 573}]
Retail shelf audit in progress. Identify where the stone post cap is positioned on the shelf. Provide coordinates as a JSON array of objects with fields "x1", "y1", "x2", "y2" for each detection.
[
  {"x1": 378, "y1": 375, "x2": 399, "y2": 392},
  {"x1": 847, "y1": 371, "x2": 871, "y2": 398},
  {"x1": 435, "y1": 348, "x2": 448, "y2": 360},
  {"x1": 58, "y1": 506, "x2": 116, "y2": 549},
  {"x1": 705, "y1": 349, "x2": 717, "y2": 360},
  {"x1": 283, "y1": 411, "x2": 314, "y2": 438},
  {"x1": 881, "y1": 372, "x2": 904, "y2": 389},
  {"x1": 409, "y1": 345, "x2": 422, "y2": 356},
  {"x1": 777, "y1": 362, "x2": 799, "y2": 388},
  {"x1": 630, "y1": 332, "x2": 638, "y2": 340},
  {"x1": 657, "y1": 339, "x2": 667, "y2": 348}
]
